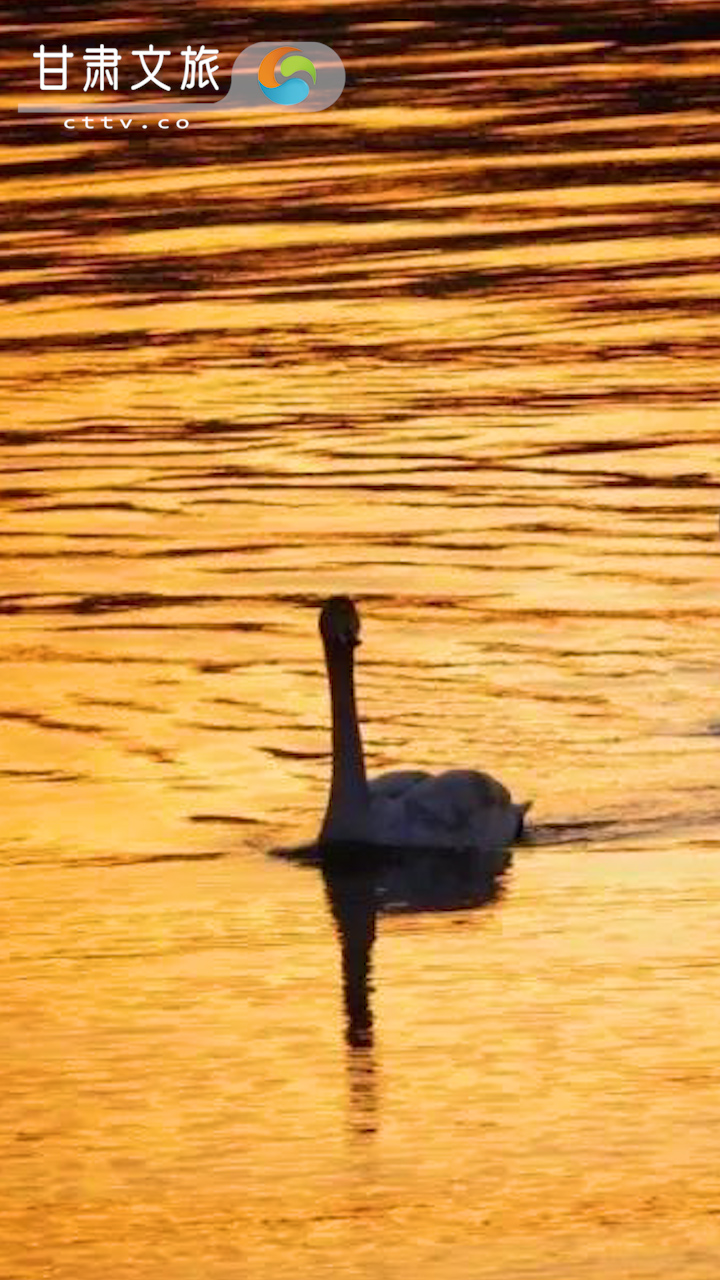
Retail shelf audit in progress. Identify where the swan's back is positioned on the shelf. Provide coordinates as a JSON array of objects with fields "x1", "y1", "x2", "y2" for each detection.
[{"x1": 369, "y1": 768, "x2": 528, "y2": 851}]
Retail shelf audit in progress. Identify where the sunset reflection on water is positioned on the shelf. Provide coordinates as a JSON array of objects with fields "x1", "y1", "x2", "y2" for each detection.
[{"x1": 2, "y1": 3, "x2": 720, "y2": 1275}]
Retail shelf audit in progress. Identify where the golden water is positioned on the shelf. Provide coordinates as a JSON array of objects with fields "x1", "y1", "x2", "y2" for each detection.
[{"x1": 3, "y1": 4, "x2": 720, "y2": 1275}]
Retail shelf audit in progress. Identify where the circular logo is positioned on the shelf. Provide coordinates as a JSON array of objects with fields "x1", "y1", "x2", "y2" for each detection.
[{"x1": 258, "y1": 46, "x2": 317, "y2": 106}]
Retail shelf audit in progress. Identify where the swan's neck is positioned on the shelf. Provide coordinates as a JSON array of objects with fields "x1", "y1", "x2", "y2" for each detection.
[{"x1": 321, "y1": 642, "x2": 370, "y2": 842}]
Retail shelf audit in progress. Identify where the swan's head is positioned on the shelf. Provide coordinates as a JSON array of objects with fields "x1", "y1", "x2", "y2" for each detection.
[{"x1": 319, "y1": 596, "x2": 361, "y2": 650}]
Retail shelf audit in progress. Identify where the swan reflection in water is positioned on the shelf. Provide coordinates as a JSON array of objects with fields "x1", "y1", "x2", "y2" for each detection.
[{"x1": 321, "y1": 839, "x2": 509, "y2": 1049}]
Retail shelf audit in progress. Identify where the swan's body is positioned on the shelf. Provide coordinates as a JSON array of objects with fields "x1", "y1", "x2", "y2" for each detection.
[
  {"x1": 318, "y1": 596, "x2": 529, "y2": 851},
  {"x1": 368, "y1": 767, "x2": 525, "y2": 851}
]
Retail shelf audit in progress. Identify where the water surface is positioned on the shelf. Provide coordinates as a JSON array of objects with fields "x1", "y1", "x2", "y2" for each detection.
[{"x1": 2, "y1": 2, "x2": 720, "y2": 1275}]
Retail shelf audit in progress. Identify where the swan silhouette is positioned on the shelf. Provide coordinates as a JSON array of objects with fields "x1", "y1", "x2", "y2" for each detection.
[{"x1": 318, "y1": 596, "x2": 530, "y2": 853}]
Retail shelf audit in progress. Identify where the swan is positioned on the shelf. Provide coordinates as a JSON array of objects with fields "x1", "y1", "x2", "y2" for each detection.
[{"x1": 318, "y1": 596, "x2": 530, "y2": 852}]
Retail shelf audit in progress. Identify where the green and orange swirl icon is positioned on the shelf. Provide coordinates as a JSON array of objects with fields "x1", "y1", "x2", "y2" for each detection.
[{"x1": 258, "y1": 45, "x2": 317, "y2": 106}]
